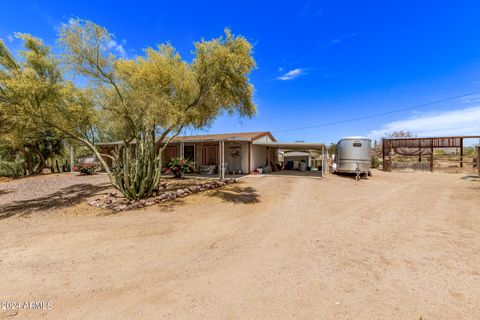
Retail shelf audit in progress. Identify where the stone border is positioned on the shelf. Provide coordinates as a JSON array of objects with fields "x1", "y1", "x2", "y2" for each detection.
[{"x1": 88, "y1": 178, "x2": 238, "y2": 211}]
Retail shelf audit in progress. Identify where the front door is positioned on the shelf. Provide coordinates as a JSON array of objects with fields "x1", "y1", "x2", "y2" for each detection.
[{"x1": 229, "y1": 146, "x2": 242, "y2": 174}]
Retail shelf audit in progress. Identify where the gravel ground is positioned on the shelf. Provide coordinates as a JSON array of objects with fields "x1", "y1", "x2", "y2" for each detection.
[
  {"x1": 0, "y1": 170, "x2": 479, "y2": 319},
  {"x1": 0, "y1": 173, "x2": 112, "y2": 219}
]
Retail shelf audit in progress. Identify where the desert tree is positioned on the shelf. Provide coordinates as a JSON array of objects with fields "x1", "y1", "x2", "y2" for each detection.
[
  {"x1": 59, "y1": 19, "x2": 256, "y2": 200},
  {"x1": 0, "y1": 34, "x2": 113, "y2": 178}
]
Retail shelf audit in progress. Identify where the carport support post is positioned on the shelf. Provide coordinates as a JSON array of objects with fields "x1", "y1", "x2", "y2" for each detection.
[
  {"x1": 180, "y1": 142, "x2": 184, "y2": 159},
  {"x1": 322, "y1": 145, "x2": 326, "y2": 176},
  {"x1": 219, "y1": 140, "x2": 225, "y2": 180},
  {"x1": 70, "y1": 145, "x2": 74, "y2": 173}
]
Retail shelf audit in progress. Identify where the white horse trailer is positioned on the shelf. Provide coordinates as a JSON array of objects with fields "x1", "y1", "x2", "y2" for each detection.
[{"x1": 333, "y1": 137, "x2": 372, "y2": 177}]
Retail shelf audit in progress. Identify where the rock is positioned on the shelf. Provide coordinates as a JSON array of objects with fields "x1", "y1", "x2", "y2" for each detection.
[
  {"x1": 145, "y1": 200, "x2": 155, "y2": 206},
  {"x1": 113, "y1": 204, "x2": 127, "y2": 211},
  {"x1": 139, "y1": 200, "x2": 146, "y2": 206},
  {"x1": 176, "y1": 189, "x2": 185, "y2": 197},
  {"x1": 126, "y1": 202, "x2": 143, "y2": 210}
]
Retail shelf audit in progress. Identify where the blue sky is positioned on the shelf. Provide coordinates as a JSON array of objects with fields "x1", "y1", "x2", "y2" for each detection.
[{"x1": 1, "y1": 1, "x2": 480, "y2": 144}]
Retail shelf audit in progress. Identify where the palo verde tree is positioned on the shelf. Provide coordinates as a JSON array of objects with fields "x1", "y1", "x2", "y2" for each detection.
[
  {"x1": 59, "y1": 19, "x2": 256, "y2": 200},
  {"x1": 0, "y1": 34, "x2": 112, "y2": 178},
  {"x1": 0, "y1": 36, "x2": 81, "y2": 175}
]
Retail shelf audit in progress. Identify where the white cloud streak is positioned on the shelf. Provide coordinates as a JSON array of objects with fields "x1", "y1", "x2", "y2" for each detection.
[
  {"x1": 277, "y1": 68, "x2": 306, "y2": 81},
  {"x1": 367, "y1": 107, "x2": 480, "y2": 140},
  {"x1": 107, "y1": 39, "x2": 127, "y2": 58},
  {"x1": 7, "y1": 34, "x2": 14, "y2": 42}
]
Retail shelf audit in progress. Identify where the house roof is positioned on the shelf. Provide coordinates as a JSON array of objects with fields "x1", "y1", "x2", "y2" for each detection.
[
  {"x1": 96, "y1": 131, "x2": 276, "y2": 146},
  {"x1": 171, "y1": 131, "x2": 276, "y2": 143},
  {"x1": 252, "y1": 141, "x2": 324, "y2": 149}
]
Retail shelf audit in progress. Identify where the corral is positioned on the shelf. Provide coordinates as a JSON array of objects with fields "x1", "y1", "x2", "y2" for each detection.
[{"x1": 382, "y1": 135, "x2": 480, "y2": 173}]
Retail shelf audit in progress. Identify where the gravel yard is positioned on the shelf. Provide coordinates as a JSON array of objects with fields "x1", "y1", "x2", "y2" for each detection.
[{"x1": 0, "y1": 173, "x2": 112, "y2": 219}]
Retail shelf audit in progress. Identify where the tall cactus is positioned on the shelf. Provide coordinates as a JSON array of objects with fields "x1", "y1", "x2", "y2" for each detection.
[{"x1": 114, "y1": 131, "x2": 161, "y2": 200}]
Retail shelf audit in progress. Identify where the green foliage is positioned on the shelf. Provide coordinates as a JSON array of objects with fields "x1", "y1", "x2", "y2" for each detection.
[
  {"x1": 463, "y1": 147, "x2": 475, "y2": 157},
  {"x1": 1, "y1": 18, "x2": 256, "y2": 199},
  {"x1": 0, "y1": 148, "x2": 25, "y2": 177},
  {"x1": 327, "y1": 143, "x2": 336, "y2": 156},
  {"x1": 59, "y1": 19, "x2": 256, "y2": 198},
  {"x1": 0, "y1": 160, "x2": 25, "y2": 177},
  {"x1": 114, "y1": 131, "x2": 161, "y2": 200},
  {"x1": 165, "y1": 157, "x2": 195, "y2": 178},
  {"x1": 371, "y1": 156, "x2": 381, "y2": 169},
  {"x1": 0, "y1": 34, "x2": 98, "y2": 176},
  {"x1": 73, "y1": 162, "x2": 98, "y2": 175},
  {"x1": 434, "y1": 149, "x2": 447, "y2": 156}
]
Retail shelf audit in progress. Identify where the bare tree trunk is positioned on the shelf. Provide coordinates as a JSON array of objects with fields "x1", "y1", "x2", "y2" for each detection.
[
  {"x1": 23, "y1": 151, "x2": 34, "y2": 175},
  {"x1": 32, "y1": 147, "x2": 47, "y2": 174}
]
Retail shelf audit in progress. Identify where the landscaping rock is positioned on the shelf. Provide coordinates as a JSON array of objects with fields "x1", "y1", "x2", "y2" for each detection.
[
  {"x1": 86, "y1": 177, "x2": 238, "y2": 211},
  {"x1": 145, "y1": 200, "x2": 155, "y2": 206}
]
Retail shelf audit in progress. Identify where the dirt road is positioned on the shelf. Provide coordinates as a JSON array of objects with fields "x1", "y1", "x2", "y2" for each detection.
[{"x1": 0, "y1": 171, "x2": 479, "y2": 319}]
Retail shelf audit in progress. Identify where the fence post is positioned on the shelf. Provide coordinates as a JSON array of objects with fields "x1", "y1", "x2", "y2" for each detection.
[{"x1": 477, "y1": 145, "x2": 480, "y2": 177}]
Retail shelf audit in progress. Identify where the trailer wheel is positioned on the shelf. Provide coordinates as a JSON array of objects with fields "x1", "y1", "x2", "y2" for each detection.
[{"x1": 368, "y1": 170, "x2": 372, "y2": 177}]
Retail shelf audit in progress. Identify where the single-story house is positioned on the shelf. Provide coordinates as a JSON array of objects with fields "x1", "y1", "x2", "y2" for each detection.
[{"x1": 95, "y1": 131, "x2": 326, "y2": 177}]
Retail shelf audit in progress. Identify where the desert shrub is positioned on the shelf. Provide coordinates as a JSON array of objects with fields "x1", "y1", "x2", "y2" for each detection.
[
  {"x1": 371, "y1": 156, "x2": 381, "y2": 169},
  {"x1": 0, "y1": 160, "x2": 25, "y2": 177},
  {"x1": 165, "y1": 158, "x2": 195, "y2": 178},
  {"x1": 73, "y1": 162, "x2": 98, "y2": 175}
]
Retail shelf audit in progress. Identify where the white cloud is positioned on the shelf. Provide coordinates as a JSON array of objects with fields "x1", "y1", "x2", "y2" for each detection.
[
  {"x1": 277, "y1": 68, "x2": 306, "y2": 81},
  {"x1": 107, "y1": 39, "x2": 127, "y2": 58},
  {"x1": 7, "y1": 34, "x2": 14, "y2": 42},
  {"x1": 367, "y1": 106, "x2": 480, "y2": 140}
]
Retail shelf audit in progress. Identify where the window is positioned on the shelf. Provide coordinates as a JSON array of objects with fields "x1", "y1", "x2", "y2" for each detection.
[
  {"x1": 184, "y1": 145, "x2": 195, "y2": 161},
  {"x1": 204, "y1": 146, "x2": 218, "y2": 165},
  {"x1": 353, "y1": 142, "x2": 362, "y2": 147}
]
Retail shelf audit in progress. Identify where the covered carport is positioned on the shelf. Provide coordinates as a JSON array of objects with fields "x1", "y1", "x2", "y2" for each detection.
[{"x1": 251, "y1": 141, "x2": 327, "y2": 176}]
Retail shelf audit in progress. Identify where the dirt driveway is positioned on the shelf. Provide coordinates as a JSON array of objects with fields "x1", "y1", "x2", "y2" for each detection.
[{"x1": 0, "y1": 171, "x2": 479, "y2": 319}]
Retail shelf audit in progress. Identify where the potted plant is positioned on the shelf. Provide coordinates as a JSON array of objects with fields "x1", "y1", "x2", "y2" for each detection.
[{"x1": 165, "y1": 158, "x2": 195, "y2": 178}]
